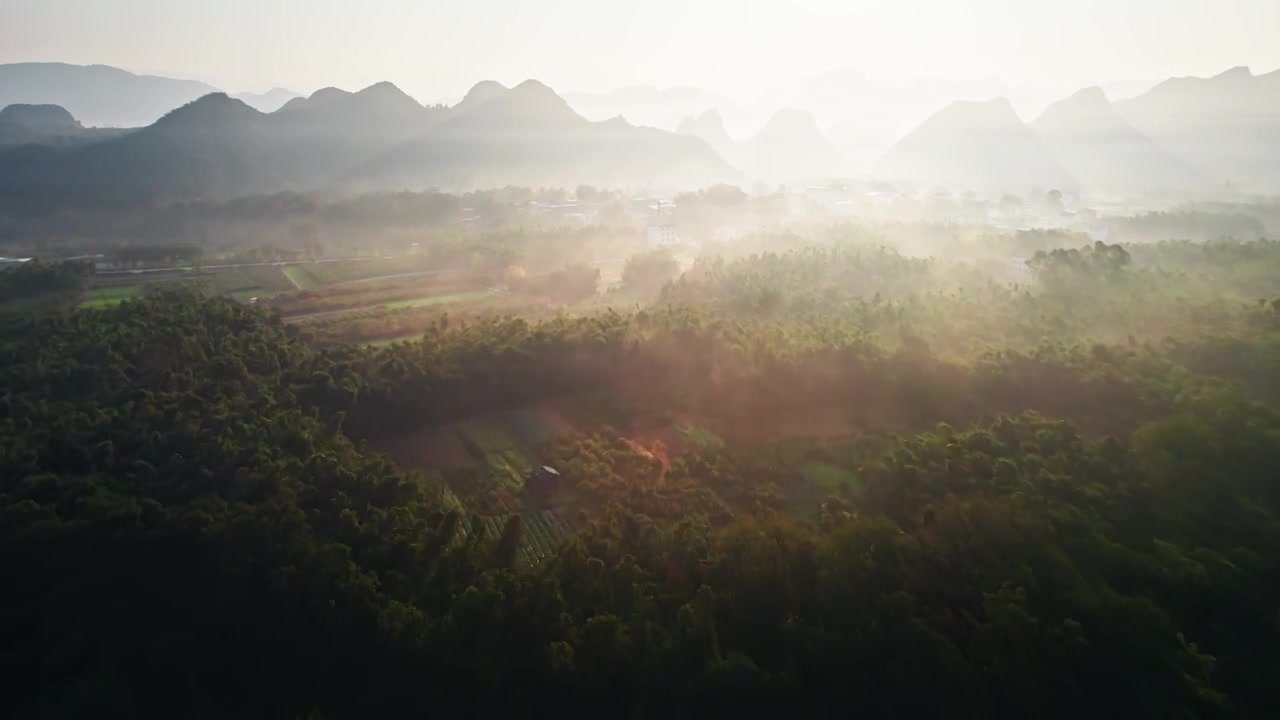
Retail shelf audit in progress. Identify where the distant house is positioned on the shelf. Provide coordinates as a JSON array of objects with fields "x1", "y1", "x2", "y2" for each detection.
[
  {"x1": 647, "y1": 225, "x2": 680, "y2": 248},
  {"x1": 526, "y1": 465, "x2": 562, "y2": 498}
]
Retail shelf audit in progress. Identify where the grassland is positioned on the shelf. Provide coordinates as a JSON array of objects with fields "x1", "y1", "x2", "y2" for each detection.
[
  {"x1": 283, "y1": 264, "x2": 338, "y2": 290},
  {"x1": 79, "y1": 285, "x2": 143, "y2": 308},
  {"x1": 383, "y1": 289, "x2": 500, "y2": 310}
]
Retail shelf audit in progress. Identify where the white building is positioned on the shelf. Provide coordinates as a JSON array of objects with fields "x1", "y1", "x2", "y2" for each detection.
[{"x1": 647, "y1": 225, "x2": 681, "y2": 248}]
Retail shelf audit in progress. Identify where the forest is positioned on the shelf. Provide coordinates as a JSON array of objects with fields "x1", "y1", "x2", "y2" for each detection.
[{"x1": 2, "y1": 233, "x2": 1280, "y2": 719}]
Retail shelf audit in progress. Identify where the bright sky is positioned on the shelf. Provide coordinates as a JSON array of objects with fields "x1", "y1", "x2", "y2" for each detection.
[{"x1": 2, "y1": 0, "x2": 1278, "y2": 101}]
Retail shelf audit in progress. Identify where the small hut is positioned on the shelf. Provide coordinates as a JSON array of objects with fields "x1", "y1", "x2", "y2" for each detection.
[{"x1": 526, "y1": 465, "x2": 562, "y2": 498}]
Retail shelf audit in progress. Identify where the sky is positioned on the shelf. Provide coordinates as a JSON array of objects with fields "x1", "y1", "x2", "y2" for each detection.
[{"x1": 2, "y1": 0, "x2": 1278, "y2": 102}]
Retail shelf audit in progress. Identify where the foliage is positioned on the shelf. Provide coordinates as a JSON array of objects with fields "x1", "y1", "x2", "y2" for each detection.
[
  {"x1": 621, "y1": 248, "x2": 681, "y2": 295},
  {"x1": 0, "y1": 259, "x2": 93, "y2": 303},
  {"x1": 3, "y1": 230, "x2": 1280, "y2": 718}
]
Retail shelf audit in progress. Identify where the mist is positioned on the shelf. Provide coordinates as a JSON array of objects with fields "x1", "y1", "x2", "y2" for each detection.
[{"x1": 3, "y1": 1, "x2": 1280, "y2": 718}]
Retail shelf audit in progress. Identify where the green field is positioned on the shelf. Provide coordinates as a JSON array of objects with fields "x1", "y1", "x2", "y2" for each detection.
[
  {"x1": 228, "y1": 289, "x2": 263, "y2": 303},
  {"x1": 383, "y1": 289, "x2": 499, "y2": 310},
  {"x1": 80, "y1": 285, "x2": 143, "y2": 308},
  {"x1": 283, "y1": 264, "x2": 338, "y2": 290}
]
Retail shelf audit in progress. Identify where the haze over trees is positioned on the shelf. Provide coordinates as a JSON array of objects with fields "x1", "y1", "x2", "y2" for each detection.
[{"x1": 2, "y1": 29, "x2": 1280, "y2": 719}]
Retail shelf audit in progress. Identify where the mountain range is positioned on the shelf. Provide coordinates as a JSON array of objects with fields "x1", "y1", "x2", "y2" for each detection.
[
  {"x1": 1114, "y1": 66, "x2": 1280, "y2": 190},
  {"x1": 0, "y1": 78, "x2": 736, "y2": 201},
  {"x1": 0, "y1": 63, "x2": 219, "y2": 127},
  {"x1": 1, "y1": 62, "x2": 1277, "y2": 198},
  {"x1": 874, "y1": 67, "x2": 1280, "y2": 194},
  {"x1": 0, "y1": 104, "x2": 130, "y2": 148},
  {"x1": 340, "y1": 80, "x2": 736, "y2": 191},
  {"x1": 1032, "y1": 87, "x2": 1203, "y2": 196},
  {"x1": 678, "y1": 109, "x2": 841, "y2": 184},
  {"x1": 875, "y1": 98, "x2": 1077, "y2": 192}
]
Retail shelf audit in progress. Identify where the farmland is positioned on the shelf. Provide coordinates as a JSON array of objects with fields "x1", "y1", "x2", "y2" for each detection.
[{"x1": 79, "y1": 285, "x2": 143, "y2": 308}]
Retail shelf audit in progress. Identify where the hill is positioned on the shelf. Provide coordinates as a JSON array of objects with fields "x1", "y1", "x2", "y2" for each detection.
[
  {"x1": 678, "y1": 108, "x2": 841, "y2": 183},
  {"x1": 340, "y1": 80, "x2": 738, "y2": 191},
  {"x1": 262, "y1": 82, "x2": 446, "y2": 187},
  {"x1": 565, "y1": 84, "x2": 738, "y2": 129},
  {"x1": 676, "y1": 109, "x2": 736, "y2": 159},
  {"x1": 0, "y1": 62, "x2": 218, "y2": 127},
  {"x1": 0, "y1": 82, "x2": 447, "y2": 202},
  {"x1": 0, "y1": 103, "x2": 131, "y2": 149},
  {"x1": 1032, "y1": 87, "x2": 1204, "y2": 197},
  {"x1": 874, "y1": 98, "x2": 1076, "y2": 192},
  {"x1": 740, "y1": 109, "x2": 841, "y2": 183},
  {"x1": 1114, "y1": 66, "x2": 1280, "y2": 191}
]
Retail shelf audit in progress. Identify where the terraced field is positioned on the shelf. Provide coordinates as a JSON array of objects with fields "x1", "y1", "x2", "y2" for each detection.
[
  {"x1": 383, "y1": 289, "x2": 500, "y2": 310},
  {"x1": 283, "y1": 264, "x2": 338, "y2": 290},
  {"x1": 464, "y1": 509, "x2": 579, "y2": 566}
]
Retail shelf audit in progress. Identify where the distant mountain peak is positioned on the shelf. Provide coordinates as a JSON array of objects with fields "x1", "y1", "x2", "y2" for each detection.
[
  {"x1": 1213, "y1": 66, "x2": 1253, "y2": 80},
  {"x1": 677, "y1": 109, "x2": 731, "y2": 146},
  {"x1": 357, "y1": 81, "x2": 409, "y2": 97},
  {"x1": 757, "y1": 108, "x2": 823, "y2": 135},
  {"x1": 876, "y1": 96, "x2": 1074, "y2": 191},
  {"x1": 461, "y1": 79, "x2": 582, "y2": 126},
  {"x1": 153, "y1": 93, "x2": 261, "y2": 130},
  {"x1": 0, "y1": 62, "x2": 219, "y2": 127},
  {"x1": 0, "y1": 103, "x2": 82, "y2": 131},
  {"x1": 511, "y1": 79, "x2": 557, "y2": 97},
  {"x1": 457, "y1": 80, "x2": 509, "y2": 110},
  {"x1": 928, "y1": 97, "x2": 1024, "y2": 128},
  {"x1": 1066, "y1": 86, "x2": 1110, "y2": 105},
  {"x1": 308, "y1": 87, "x2": 353, "y2": 104},
  {"x1": 1032, "y1": 88, "x2": 1114, "y2": 128}
]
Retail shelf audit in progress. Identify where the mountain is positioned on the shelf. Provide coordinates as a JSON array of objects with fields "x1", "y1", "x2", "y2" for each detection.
[
  {"x1": 455, "y1": 80, "x2": 509, "y2": 112},
  {"x1": 874, "y1": 98, "x2": 1076, "y2": 192},
  {"x1": 340, "y1": 80, "x2": 738, "y2": 191},
  {"x1": 232, "y1": 87, "x2": 303, "y2": 113},
  {"x1": 740, "y1": 109, "x2": 841, "y2": 183},
  {"x1": 677, "y1": 110, "x2": 736, "y2": 159},
  {"x1": 1114, "y1": 66, "x2": 1280, "y2": 191},
  {"x1": 0, "y1": 82, "x2": 443, "y2": 202},
  {"x1": 0, "y1": 94, "x2": 279, "y2": 203},
  {"x1": 564, "y1": 85, "x2": 738, "y2": 130},
  {"x1": 263, "y1": 82, "x2": 446, "y2": 185},
  {"x1": 1032, "y1": 87, "x2": 1204, "y2": 197},
  {"x1": 0, "y1": 79, "x2": 736, "y2": 200},
  {"x1": 0, "y1": 103, "x2": 132, "y2": 148},
  {"x1": 678, "y1": 108, "x2": 840, "y2": 183},
  {"x1": 0, "y1": 63, "x2": 218, "y2": 127}
]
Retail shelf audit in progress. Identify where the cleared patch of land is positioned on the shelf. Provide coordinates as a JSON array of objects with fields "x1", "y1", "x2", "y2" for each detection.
[{"x1": 80, "y1": 285, "x2": 143, "y2": 308}]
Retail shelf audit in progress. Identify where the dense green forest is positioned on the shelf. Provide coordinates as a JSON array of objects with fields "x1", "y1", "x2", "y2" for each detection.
[{"x1": 3, "y1": 237, "x2": 1280, "y2": 718}]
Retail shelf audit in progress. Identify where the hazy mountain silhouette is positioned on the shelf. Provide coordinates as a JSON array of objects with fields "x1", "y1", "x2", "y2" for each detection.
[
  {"x1": 455, "y1": 80, "x2": 510, "y2": 112},
  {"x1": 0, "y1": 104, "x2": 132, "y2": 148},
  {"x1": 263, "y1": 82, "x2": 447, "y2": 185},
  {"x1": 1114, "y1": 66, "x2": 1280, "y2": 190},
  {"x1": 875, "y1": 98, "x2": 1076, "y2": 192},
  {"x1": 678, "y1": 108, "x2": 840, "y2": 183},
  {"x1": 741, "y1": 109, "x2": 840, "y2": 183},
  {"x1": 565, "y1": 85, "x2": 739, "y2": 130},
  {"x1": 232, "y1": 87, "x2": 303, "y2": 113},
  {"x1": 677, "y1": 110, "x2": 736, "y2": 159},
  {"x1": 1032, "y1": 87, "x2": 1204, "y2": 196},
  {"x1": 341, "y1": 80, "x2": 738, "y2": 191},
  {"x1": 0, "y1": 94, "x2": 279, "y2": 202},
  {"x1": 0, "y1": 78, "x2": 736, "y2": 200},
  {"x1": 0, "y1": 63, "x2": 218, "y2": 127}
]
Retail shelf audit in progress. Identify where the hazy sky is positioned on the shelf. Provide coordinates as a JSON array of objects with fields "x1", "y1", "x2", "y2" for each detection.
[{"x1": 3, "y1": 0, "x2": 1278, "y2": 101}]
